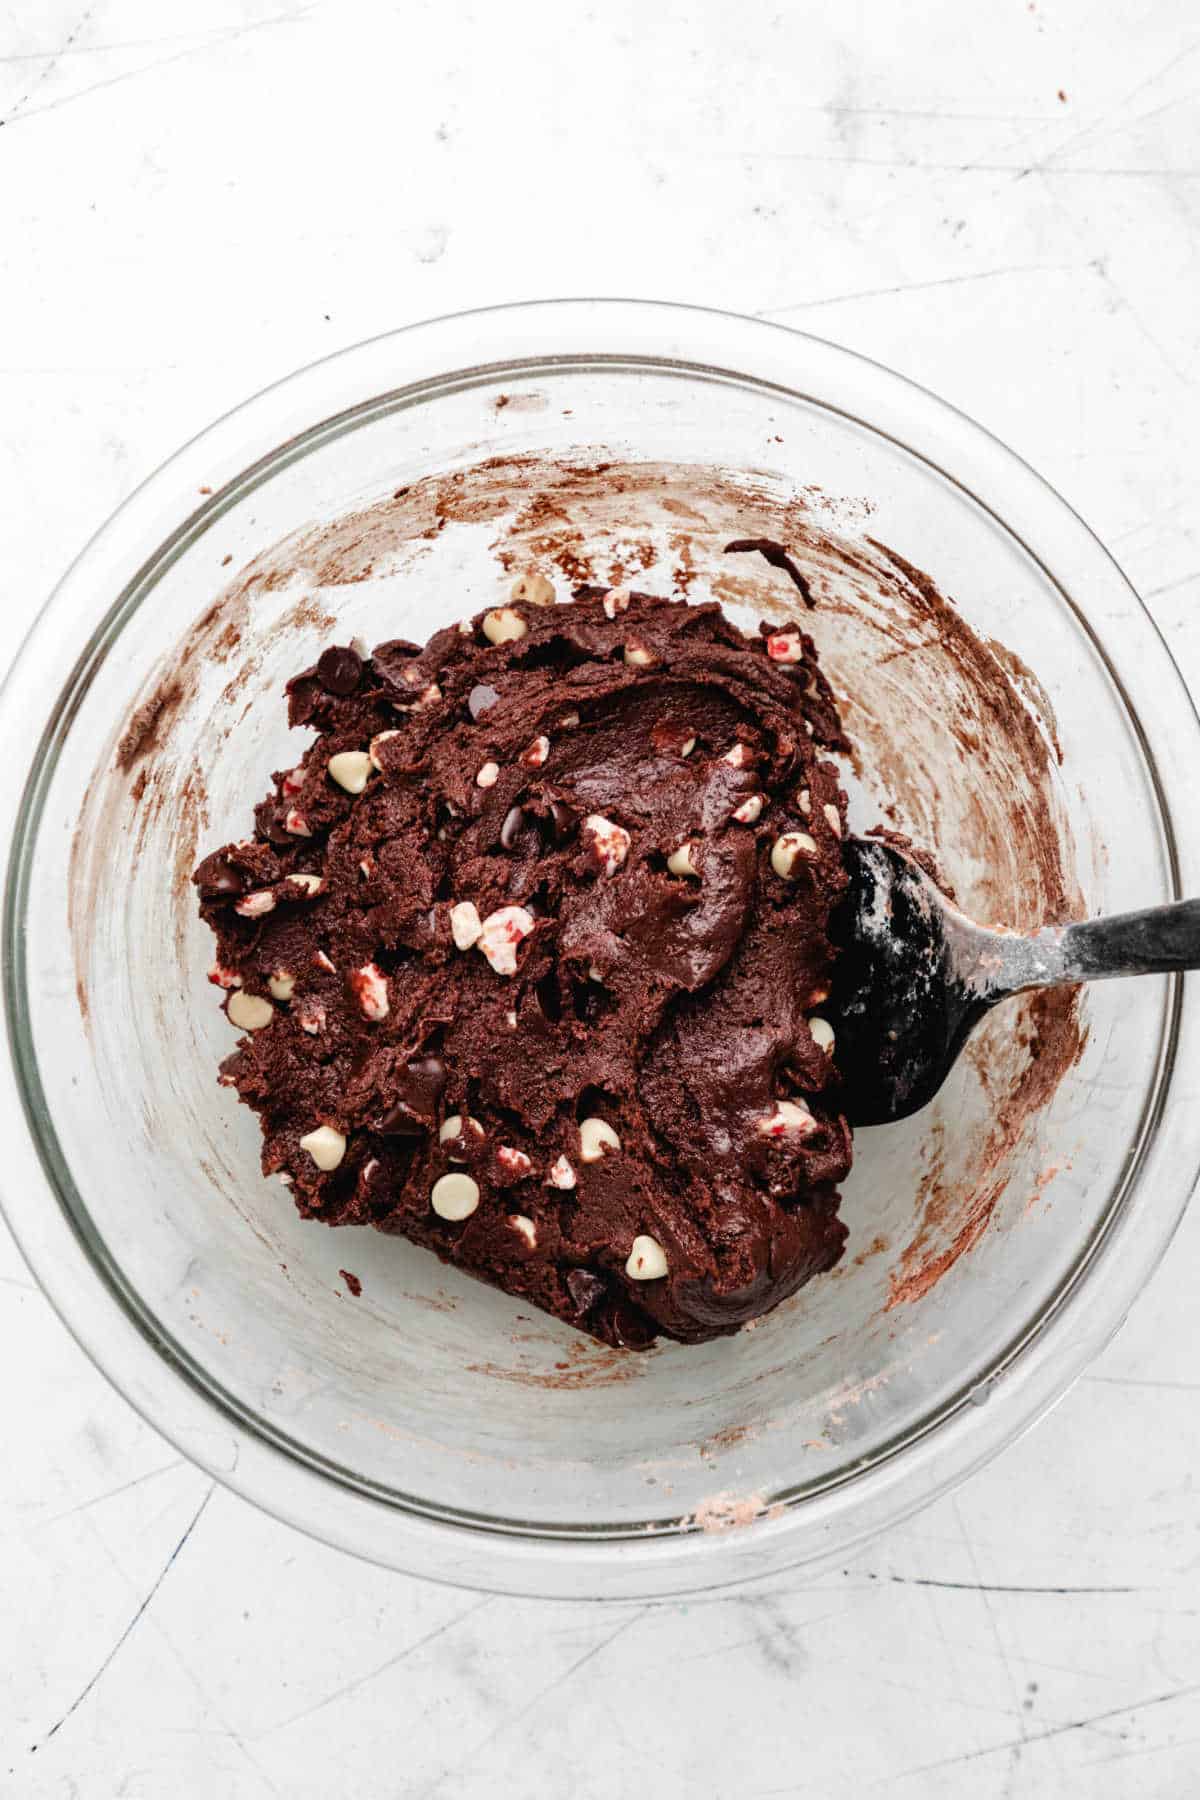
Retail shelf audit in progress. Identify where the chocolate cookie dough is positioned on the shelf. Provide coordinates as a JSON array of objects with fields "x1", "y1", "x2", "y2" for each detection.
[{"x1": 194, "y1": 582, "x2": 854, "y2": 1348}]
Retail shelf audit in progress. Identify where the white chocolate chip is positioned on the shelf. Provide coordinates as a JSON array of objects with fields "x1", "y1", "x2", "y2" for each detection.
[
  {"x1": 505, "y1": 1009, "x2": 518, "y2": 1029},
  {"x1": 823, "y1": 803, "x2": 842, "y2": 836},
  {"x1": 766, "y1": 632, "x2": 804, "y2": 664},
  {"x1": 412, "y1": 682, "x2": 442, "y2": 712},
  {"x1": 482, "y1": 607, "x2": 527, "y2": 645},
  {"x1": 328, "y1": 750, "x2": 372, "y2": 794},
  {"x1": 559, "y1": 711, "x2": 581, "y2": 729},
  {"x1": 228, "y1": 990, "x2": 274, "y2": 1031},
  {"x1": 450, "y1": 900, "x2": 483, "y2": 950},
  {"x1": 548, "y1": 1154, "x2": 577, "y2": 1190},
  {"x1": 235, "y1": 889, "x2": 276, "y2": 919},
  {"x1": 362, "y1": 1158, "x2": 380, "y2": 1183},
  {"x1": 300, "y1": 1124, "x2": 346, "y2": 1170},
  {"x1": 510, "y1": 571, "x2": 556, "y2": 606},
  {"x1": 298, "y1": 1001, "x2": 326, "y2": 1035},
  {"x1": 602, "y1": 586, "x2": 631, "y2": 618},
  {"x1": 431, "y1": 1171, "x2": 480, "y2": 1221},
  {"x1": 723, "y1": 742, "x2": 754, "y2": 767},
  {"x1": 476, "y1": 761, "x2": 500, "y2": 789},
  {"x1": 313, "y1": 950, "x2": 337, "y2": 973},
  {"x1": 498, "y1": 1145, "x2": 533, "y2": 1177},
  {"x1": 287, "y1": 872, "x2": 324, "y2": 896},
  {"x1": 809, "y1": 1016, "x2": 835, "y2": 1055},
  {"x1": 478, "y1": 905, "x2": 535, "y2": 976},
  {"x1": 804, "y1": 719, "x2": 815, "y2": 737},
  {"x1": 680, "y1": 736, "x2": 697, "y2": 757},
  {"x1": 732, "y1": 794, "x2": 764, "y2": 825},
  {"x1": 369, "y1": 730, "x2": 400, "y2": 771},
  {"x1": 510, "y1": 1214, "x2": 538, "y2": 1247},
  {"x1": 667, "y1": 842, "x2": 700, "y2": 878},
  {"x1": 208, "y1": 962, "x2": 243, "y2": 990},
  {"x1": 457, "y1": 618, "x2": 473, "y2": 636},
  {"x1": 439, "y1": 1115, "x2": 485, "y2": 1161},
  {"x1": 359, "y1": 858, "x2": 374, "y2": 879},
  {"x1": 624, "y1": 641, "x2": 656, "y2": 667},
  {"x1": 770, "y1": 831, "x2": 819, "y2": 879},
  {"x1": 584, "y1": 814, "x2": 631, "y2": 876},
  {"x1": 350, "y1": 962, "x2": 390, "y2": 1021},
  {"x1": 520, "y1": 734, "x2": 550, "y2": 767},
  {"x1": 797, "y1": 788, "x2": 811, "y2": 815},
  {"x1": 284, "y1": 809, "x2": 312, "y2": 837},
  {"x1": 757, "y1": 1100, "x2": 818, "y2": 1139},
  {"x1": 579, "y1": 1117, "x2": 621, "y2": 1163},
  {"x1": 268, "y1": 970, "x2": 296, "y2": 1001},
  {"x1": 626, "y1": 1234, "x2": 669, "y2": 1280}
]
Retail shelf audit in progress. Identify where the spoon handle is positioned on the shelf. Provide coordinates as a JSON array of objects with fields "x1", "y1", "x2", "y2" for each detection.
[{"x1": 1025, "y1": 899, "x2": 1200, "y2": 987}]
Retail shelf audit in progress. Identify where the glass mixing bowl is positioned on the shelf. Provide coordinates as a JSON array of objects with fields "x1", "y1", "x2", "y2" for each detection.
[{"x1": 2, "y1": 301, "x2": 1198, "y2": 1600}]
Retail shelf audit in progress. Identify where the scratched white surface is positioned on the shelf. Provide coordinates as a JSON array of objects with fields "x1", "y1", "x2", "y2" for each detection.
[{"x1": 2, "y1": 2, "x2": 1199, "y2": 1794}]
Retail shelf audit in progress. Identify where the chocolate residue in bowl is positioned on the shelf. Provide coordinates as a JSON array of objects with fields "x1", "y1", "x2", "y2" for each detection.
[
  {"x1": 116, "y1": 680, "x2": 185, "y2": 772},
  {"x1": 887, "y1": 988, "x2": 1087, "y2": 1310}
]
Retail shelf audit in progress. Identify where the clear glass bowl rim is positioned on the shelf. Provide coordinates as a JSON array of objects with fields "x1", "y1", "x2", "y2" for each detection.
[{"x1": 2, "y1": 297, "x2": 1198, "y2": 1599}]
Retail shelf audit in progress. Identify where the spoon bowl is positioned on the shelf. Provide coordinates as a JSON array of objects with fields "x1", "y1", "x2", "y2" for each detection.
[{"x1": 831, "y1": 837, "x2": 1200, "y2": 1126}]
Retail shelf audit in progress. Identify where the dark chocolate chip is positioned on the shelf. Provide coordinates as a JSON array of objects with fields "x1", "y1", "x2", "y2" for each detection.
[
  {"x1": 194, "y1": 852, "x2": 244, "y2": 896},
  {"x1": 379, "y1": 1055, "x2": 449, "y2": 1134},
  {"x1": 608, "y1": 1300, "x2": 659, "y2": 1350},
  {"x1": 316, "y1": 644, "x2": 363, "y2": 695},
  {"x1": 549, "y1": 800, "x2": 578, "y2": 845},
  {"x1": 500, "y1": 805, "x2": 525, "y2": 850},
  {"x1": 371, "y1": 639, "x2": 423, "y2": 691},
  {"x1": 468, "y1": 683, "x2": 499, "y2": 720},
  {"x1": 378, "y1": 1102, "x2": 427, "y2": 1137},
  {"x1": 566, "y1": 1269, "x2": 607, "y2": 1314},
  {"x1": 262, "y1": 810, "x2": 299, "y2": 846},
  {"x1": 403, "y1": 1054, "x2": 448, "y2": 1114}
]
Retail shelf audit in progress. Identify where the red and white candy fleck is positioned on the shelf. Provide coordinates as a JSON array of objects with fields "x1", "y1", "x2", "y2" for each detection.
[
  {"x1": 547, "y1": 1155, "x2": 577, "y2": 1191},
  {"x1": 498, "y1": 1145, "x2": 534, "y2": 1177},
  {"x1": 756, "y1": 1100, "x2": 818, "y2": 1139},
  {"x1": 208, "y1": 962, "x2": 243, "y2": 990},
  {"x1": 520, "y1": 734, "x2": 550, "y2": 767},
  {"x1": 349, "y1": 962, "x2": 390, "y2": 1022},
  {"x1": 235, "y1": 889, "x2": 276, "y2": 919},
  {"x1": 477, "y1": 905, "x2": 535, "y2": 976},
  {"x1": 584, "y1": 813, "x2": 631, "y2": 876},
  {"x1": 284, "y1": 808, "x2": 312, "y2": 837},
  {"x1": 766, "y1": 632, "x2": 804, "y2": 664}
]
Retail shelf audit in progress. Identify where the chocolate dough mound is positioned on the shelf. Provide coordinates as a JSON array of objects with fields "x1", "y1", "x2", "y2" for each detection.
[{"x1": 194, "y1": 585, "x2": 854, "y2": 1349}]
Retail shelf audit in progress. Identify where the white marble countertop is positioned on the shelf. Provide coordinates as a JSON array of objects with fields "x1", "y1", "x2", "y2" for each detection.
[{"x1": 3, "y1": 2, "x2": 1198, "y2": 1794}]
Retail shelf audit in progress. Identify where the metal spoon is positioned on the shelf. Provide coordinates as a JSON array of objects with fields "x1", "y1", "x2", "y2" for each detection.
[{"x1": 828, "y1": 836, "x2": 1199, "y2": 1127}]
